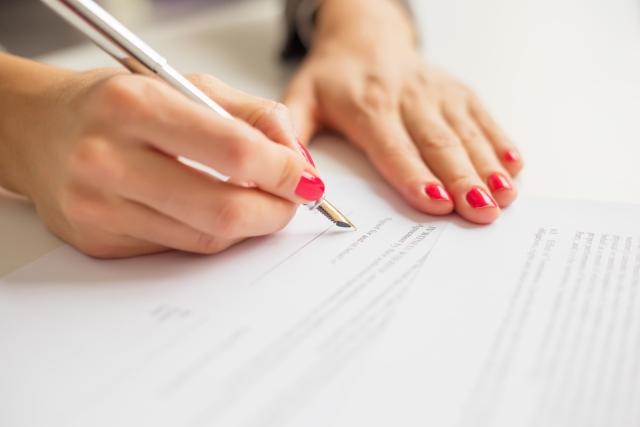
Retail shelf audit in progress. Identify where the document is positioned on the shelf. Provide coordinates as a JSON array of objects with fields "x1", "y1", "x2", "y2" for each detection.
[
  {"x1": 3, "y1": 168, "x2": 640, "y2": 427},
  {"x1": 335, "y1": 197, "x2": 640, "y2": 427},
  {"x1": 0, "y1": 176, "x2": 445, "y2": 427}
]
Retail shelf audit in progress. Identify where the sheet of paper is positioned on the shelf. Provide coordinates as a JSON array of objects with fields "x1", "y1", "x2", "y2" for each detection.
[
  {"x1": 335, "y1": 197, "x2": 640, "y2": 427},
  {"x1": 0, "y1": 176, "x2": 446, "y2": 427}
]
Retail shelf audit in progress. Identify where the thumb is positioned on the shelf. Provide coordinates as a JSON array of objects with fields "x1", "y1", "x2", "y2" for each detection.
[{"x1": 282, "y1": 74, "x2": 321, "y2": 146}]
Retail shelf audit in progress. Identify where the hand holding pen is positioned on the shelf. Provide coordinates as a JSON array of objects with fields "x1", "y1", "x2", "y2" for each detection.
[
  {"x1": 42, "y1": 0, "x2": 353, "y2": 229},
  {"x1": 0, "y1": 61, "x2": 324, "y2": 256},
  {"x1": 0, "y1": 1, "x2": 352, "y2": 258},
  {"x1": 0, "y1": 0, "x2": 356, "y2": 258}
]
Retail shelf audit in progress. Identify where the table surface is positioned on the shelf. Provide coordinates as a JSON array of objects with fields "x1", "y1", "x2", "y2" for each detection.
[{"x1": 2, "y1": 0, "x2": 639, "y2": 276}]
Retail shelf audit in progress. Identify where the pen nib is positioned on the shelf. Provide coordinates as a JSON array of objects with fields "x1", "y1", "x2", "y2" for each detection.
[{"x1": 314, "y1": 199, "x2": 357, "y2": 230}]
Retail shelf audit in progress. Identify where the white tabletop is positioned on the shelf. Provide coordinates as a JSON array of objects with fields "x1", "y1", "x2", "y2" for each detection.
[{"x1": 1, "y1": 0, "x2": 639, "y2": 276}]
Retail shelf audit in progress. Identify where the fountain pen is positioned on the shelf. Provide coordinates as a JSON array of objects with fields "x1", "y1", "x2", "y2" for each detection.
[{"x1": 41, "y1": 0, "x2": 356, "y2": 230}]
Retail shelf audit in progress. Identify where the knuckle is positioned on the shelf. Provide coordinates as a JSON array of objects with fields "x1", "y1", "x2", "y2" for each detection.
[
  {"x1": 194, "y1": 233, "x2": 225, "y2": 255},
  {"x1": 367, "y1": 137, "x2": 403, "y2": 158},
  {"x1": 99, "y1": 75, "x2": 138, "y2": 107},
  {"x1": 414, "y1": 126, "x2": 460, "y2": 151},
  {"x1": 402, "y1": 82, "x2": 423, "y2": 103},
  {"x1": 349, "y1": 74, "x2": 395, "y2": 120},
  {"x1": 224, "y1": 138, "x2": 255, "y2": 176},
  {"x1": 261, "y1": 100, "x2": 286, "y2": 116},
  {"x1": 456, "y1": 123, "x2": 482, "y2": 143},
  {"x1": 94, "y1": 75, "x2": 154, "y2": 122},
  {"x1": 69, "y1": 138, "x2": 126, "y2": 185},
  {"x1": 210, "y1": 198, "x2": 248, "y2": 239},
  {"x1": 356, "y1": 91, "x2": 394, "y2": 118},
  {"x1": 267, "y1": 101, "x2": 290, "y2": 119},
  {"x1": 248, "y1": 100, "x2": 290, "y2": 128}
]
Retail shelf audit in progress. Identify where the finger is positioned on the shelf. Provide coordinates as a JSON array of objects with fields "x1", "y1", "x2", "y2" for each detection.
[
  {"x1": 402, "y1": 104, "x2": 500, "y2": 224},
  {"x1": 443, "y1": 104, "x2": 518, "y2": 208},
  {"x1": 60, "y1": 187, "x2": 240, "y2": 257},
  {"x1": 188, "y1": 74, "x2": 303, "y2": 153},
  {"x1": 68, "y1": 199, "x2": 239, "y2": 257},
  {"x1": 79, "y1": 143, "x2": 299, "y2": 240},
  {"x1": 343, "y1": 115, "x2": 454, "y2": 216},
  {"x1": 78, "y1": 236, "x2": 165, "y2": 259},
  {"x1": 96, "y1": 76, "x2": 324, "y2": 203},
  {"x1": 70, "y1": 226, "x2": 166, "y2": 259},
  {"x1": 468, "y1": 96, "x2": 523, "y2": 176},
  {"x1": 282, "y1": 70, "x2": 322, "y2": 145},
  {"x1": 55, "y1": 182, "x2": 166, "y2": 258},
  {"x1": 108, "y1": 199, "x2": 243, "y2": 255}
]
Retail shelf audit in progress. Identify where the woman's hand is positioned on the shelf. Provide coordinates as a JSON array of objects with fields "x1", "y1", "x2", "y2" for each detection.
[
  {"x1": 0, "y1": 55, "x2": 322, "y2": 258},
  {"x1": 284, "y1": 0, "x2": 523, "y2": 224}
]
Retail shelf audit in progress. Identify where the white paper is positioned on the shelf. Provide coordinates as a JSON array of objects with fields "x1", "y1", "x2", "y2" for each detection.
[
  {"x1": 335, "y1": 197, "x2": 640, "y2": 427},
  {"x1": 4, "y1": 171, "x2": 640, "y2": 427},
  {"x1": 0, "y1": 177, "x2": 445, "y2": 427}
]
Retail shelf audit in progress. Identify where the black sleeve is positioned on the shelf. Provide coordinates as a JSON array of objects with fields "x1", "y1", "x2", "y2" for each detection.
[
  {"x1": 281, "y1": 0, "x2": 313, "y2": 60},
  {"x1": 282, "y1": 0, "x2": 414, "y2": 61}
]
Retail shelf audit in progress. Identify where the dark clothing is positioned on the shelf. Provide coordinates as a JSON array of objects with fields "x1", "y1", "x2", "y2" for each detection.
[{"x1": 282, "y1": 0, "x2": 412, "y2": 60}]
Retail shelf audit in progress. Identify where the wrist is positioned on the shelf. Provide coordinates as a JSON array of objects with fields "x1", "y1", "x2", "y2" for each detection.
[
  {"x1": 313, "y1": 0, "x2": 416, "y2": 52},
  {"x1": 0, "y1": 54, "x2": 73, "y2": 196}
]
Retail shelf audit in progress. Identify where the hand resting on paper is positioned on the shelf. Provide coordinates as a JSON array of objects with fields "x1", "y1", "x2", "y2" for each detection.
[{"x1": 284, "y1": 0, "x2": 523, "y2": 225}]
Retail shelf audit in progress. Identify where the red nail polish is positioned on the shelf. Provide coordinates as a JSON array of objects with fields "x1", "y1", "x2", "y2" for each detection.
[
  {"x1": 503, "y1": 149, "x2": 520, "y2": 163},
  {"x1": 425, "y1": 183, "x2": 451, "y2": 201},
  {"x1": 466, "y1": 186, "x2": 497, "y2": 209},
  {"x1": 487, "y1": 172, "x2": 512, "y2": 192},
  {"x1": 295, "y1": 172, "x2": 325, "y2": 201},
  {"x1": 297, "y1": 140, "x2": 316, "y2": 167}
]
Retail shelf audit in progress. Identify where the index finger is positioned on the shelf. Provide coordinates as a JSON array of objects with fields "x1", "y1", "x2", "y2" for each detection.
[
  {"x1": 99, "y1": 75, "x2": 326, "y2": 204},
  {"x1": 188, "y1": 74, "x2": 301, "y2": 151}
]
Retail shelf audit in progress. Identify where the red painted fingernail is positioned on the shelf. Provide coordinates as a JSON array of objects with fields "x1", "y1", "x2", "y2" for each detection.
[
  {"x1": 466, "y1": 186, "x2": 497, "y2": 209},
  {"x1": 297, "y1": 140, "x2": 316, "y2": 167},
  {"x1": 487, "y1": 172, "x2": 512, "y2": 192},
  {"x1": 295, "y1": 172, "x2": 325, "y2": 201},
  {"x1": 425, "y1": 183, "x2": 451, "y2": 201},
  {"x1": 503, "y1": 149, "x2": 520, "y2": 163}
]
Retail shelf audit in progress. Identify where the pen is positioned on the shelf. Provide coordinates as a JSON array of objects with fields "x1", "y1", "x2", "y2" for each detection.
[{"x1": 41, "y1": 0, "x2": 355, "y2": 230}]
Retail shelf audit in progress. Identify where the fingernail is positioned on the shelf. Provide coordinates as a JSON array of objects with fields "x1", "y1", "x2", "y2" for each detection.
[
  {"x1": 295, "y1": 171, "x2": 325, "y2": 201},
  {"x1": 466, "y1": 186, "x2": 497, "y2": 209},
  {"x1": 425, "y1": 183, "x2": 451, "y2": 201},
  {"x1": 487, "y1": 172, "x2": 512, "y2": 192},
  {"x1": 297, "y1": 140, "x2": 316, "y2": 167},
  {"x1": 503, "y1": 149, "x2": 520, "y2": 163}
]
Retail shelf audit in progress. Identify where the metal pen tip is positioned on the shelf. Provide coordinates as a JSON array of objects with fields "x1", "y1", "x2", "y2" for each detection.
[{"x1": 313, "y1": 198, "x2": 357, "y2": 230}]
